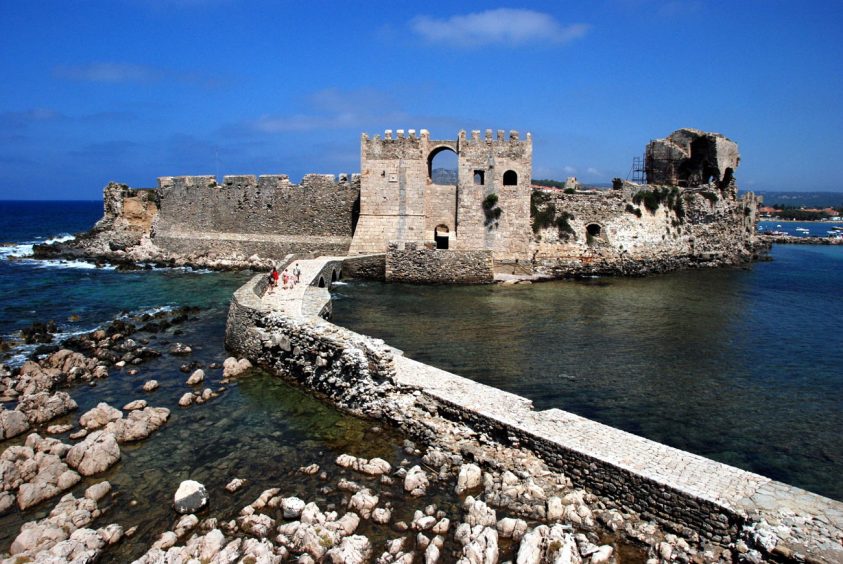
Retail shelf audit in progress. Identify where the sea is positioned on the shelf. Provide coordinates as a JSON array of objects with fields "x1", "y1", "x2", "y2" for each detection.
[{"x1": 0, "y1": 202, "x2": 841, "y2": 558}]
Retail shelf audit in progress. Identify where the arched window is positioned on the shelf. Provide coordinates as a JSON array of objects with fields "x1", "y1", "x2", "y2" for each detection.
[
  {"x1": 428, "y1": 147, "x2": 458, "y2": 185},
  {"x1": 318, "y1": 276, "x2": 326, "y2": 288},
  {"x1": 503, "y1": 170, "x2": 518, "y2": 186}
]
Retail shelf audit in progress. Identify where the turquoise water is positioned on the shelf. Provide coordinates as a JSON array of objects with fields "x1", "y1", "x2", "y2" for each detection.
[{"x1": 332, "y1": 245, "x2": 843, "y2": 501}]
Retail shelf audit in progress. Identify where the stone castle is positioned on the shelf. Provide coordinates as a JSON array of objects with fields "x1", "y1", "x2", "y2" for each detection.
[{"x1": 44, "y1": 127, "x2": 765, "y2": 281}]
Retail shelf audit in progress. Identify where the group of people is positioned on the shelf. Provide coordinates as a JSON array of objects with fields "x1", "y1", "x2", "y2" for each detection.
[{"x1": 268, "y1": 263, "x2": 301, "y2": 293}]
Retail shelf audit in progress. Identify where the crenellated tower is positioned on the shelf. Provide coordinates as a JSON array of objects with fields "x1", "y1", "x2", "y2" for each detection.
[{"x1": 349, "y1": 128, "x2": 532, "y2": 261}]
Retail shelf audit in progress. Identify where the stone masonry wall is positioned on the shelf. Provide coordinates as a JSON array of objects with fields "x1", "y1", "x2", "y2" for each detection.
[
  {"x1": 531, "y1": 181, "x2": 761, "y2": 277},
  {"x1": 385, "y1": 241, "x2": 494, "y2": 284},
  {"x1": 153, "y1": 173, "x2": 359, "y2": 260},
  {"x1": 225, "y1": 268, "x2": 843, "y2": 560},
  {"x1": 350, "y1": 129, "x2": 533, "y2": 261}
]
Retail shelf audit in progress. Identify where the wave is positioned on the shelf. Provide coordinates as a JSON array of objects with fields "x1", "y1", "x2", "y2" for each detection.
[{"x1": 0, "y1": 233, "x2": 76, "y2": 260}]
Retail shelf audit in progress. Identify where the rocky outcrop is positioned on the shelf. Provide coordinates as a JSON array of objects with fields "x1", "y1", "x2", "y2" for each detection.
[
  {"x1": 1, "y1": 433, "x2": 81, "y2": 511},
  {"x1": 65, "y1": 430, "x2": 121, "y2": 476},
  {"x1": 8, "y1": 483, "x2": 114, "y2": 559},
  {"x1": 0, "y1": 407, "x2": 30, "y2": 440},
  {"x1": 15, "y1": 391, "x2": 77, "y2": 424},
  {"x1": 106, "y1": 406, "x2": 169, "y2": 442}
]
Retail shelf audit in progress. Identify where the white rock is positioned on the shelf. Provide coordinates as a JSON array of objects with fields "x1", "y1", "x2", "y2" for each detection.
[
  {"x1": 79, "y1": 402, "x2": 122, "y2": 430},
  {"x1": 225, "y1": 478, "x2": 245, "y2": 493},
  {"x1": 142, "y1": 380, "x2": 159, "y2": 392},
  {"x1": 282, "y1": 496, "x2": 306, "y2": 519},
  {"x1": 178, "y1": 392, "x2": 194, "y2": 407},
  {"x1": 187, "y1": 369, "x2": 205, "y2": 385},
  {"x1": 174, "y1": 480, "x2": 208, "y2": 514},
  {"x1": 122, "y1": 399, "x2": 147, "y2": 411},
  {"x1": 455, "y1": 463, "x2": 483, "y2": 495},
  {"x1": 403, "y1": 465, "x2": 429, "y2": 497}
]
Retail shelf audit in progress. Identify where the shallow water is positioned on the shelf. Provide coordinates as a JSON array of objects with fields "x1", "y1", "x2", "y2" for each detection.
[{"x1": 332, "y1": 245, "x2": 843, "y2": 501}]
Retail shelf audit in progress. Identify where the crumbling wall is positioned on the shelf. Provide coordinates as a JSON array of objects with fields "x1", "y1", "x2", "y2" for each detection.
[
  {"x1": 385, "y1": 241, "x2": 494, "y2": 284},
  {"x1": 152, "y1": 174, "x2": 359, "y2": 259},
  {"x1": 531, "y1": 182, "x2": 761, "y2": 276},
  {"x1": 646, "y1": 128, "x2": 740, "y2": 188}
]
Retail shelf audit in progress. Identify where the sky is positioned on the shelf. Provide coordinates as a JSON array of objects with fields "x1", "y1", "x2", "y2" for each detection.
[{"x1": 1, "y1": 0, "x2": 842, "y2": 199}]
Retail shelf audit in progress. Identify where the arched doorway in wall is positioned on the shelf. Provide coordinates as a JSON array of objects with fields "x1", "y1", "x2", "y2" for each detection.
[
  {"x1": 503, "y1": 170, "x2": 518, "y2": 186},
  {"x1": 428, "y1": 147, "x2": 458, "y2": 185},
  {"x1": 434, "y1": 225, "x2": 450, "y2": 249}
]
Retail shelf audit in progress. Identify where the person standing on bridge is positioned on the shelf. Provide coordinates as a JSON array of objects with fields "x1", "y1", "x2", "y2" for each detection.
[
  {"x1": 268, "y1": 266, "x2": 279, "y2": 294},
  {"x1": 293, "y1": 263, "x2": 301, "y2": 285}
]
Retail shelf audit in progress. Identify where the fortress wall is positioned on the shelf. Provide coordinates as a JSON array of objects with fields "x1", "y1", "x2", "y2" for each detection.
[
  {"x1": 152, "y1": 173, "x2": 359, "y2": 259},
  {"x1": 226, "y1": 263, "x2": 843, "y2": 561},
  {"x1": 531, "y1": 183, "x2": 760, "y2": 276},
  {"x1": 385, "y1": 242, "x2": 493, "y2": 284}
]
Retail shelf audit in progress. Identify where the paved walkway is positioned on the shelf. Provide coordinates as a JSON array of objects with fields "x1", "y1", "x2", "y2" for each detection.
[{"x1": 254, "y1": 255, "x2": 843, "y2": 561}]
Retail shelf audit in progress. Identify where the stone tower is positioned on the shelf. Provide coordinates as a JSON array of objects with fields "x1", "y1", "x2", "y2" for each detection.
[{"x1": 349, "y1": 128, "x2": 532, "y2": 261}]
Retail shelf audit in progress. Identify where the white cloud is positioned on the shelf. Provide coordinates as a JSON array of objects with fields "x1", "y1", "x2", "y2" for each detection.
[
  {"x1": 564, "y1": 165, "x2": 577, "y2": 174},
  {"x1": 54, "y1": 63, "x2": 160, "y2": 83},
  {"x1": 410, "y1": 9, "x2": 589, "y2": 47}
]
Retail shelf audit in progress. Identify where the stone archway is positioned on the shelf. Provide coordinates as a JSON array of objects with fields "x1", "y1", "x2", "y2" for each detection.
[{"x1": 428, "y1": 146, "x2": 458, "y2": 185}]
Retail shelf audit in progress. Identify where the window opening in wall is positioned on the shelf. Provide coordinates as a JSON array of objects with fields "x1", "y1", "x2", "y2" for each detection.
[
  {"x1": 318, "y1": 277, "x2": 326, "y2": 288},
  {"x1": 586, "y1": 223, "x2": 602, "y2": 245},
  {"x1": 474, "y1": 170, "x2": 485, "y2": 185},
  {"x1": 503, "y1": 170, "x2": 518, "y2": 186},
  {"x1": 428, "y1": 147, "x2": 458, "y2": 185},
  {"x1": 434, "y1": 225, "x2": 450, "y2": 249}
]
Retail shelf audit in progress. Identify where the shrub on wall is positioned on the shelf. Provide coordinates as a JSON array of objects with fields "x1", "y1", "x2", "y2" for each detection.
[{"x1": 482, "y1": 193, "x2": 502, "y2": 228}]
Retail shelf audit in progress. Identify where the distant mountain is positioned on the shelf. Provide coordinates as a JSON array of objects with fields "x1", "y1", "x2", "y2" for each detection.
[
  {"x1": 431, "y1": 168, "x2": 458, "y2": 185},
  {"x1": 749, "y1": 191, "x2": 843, "y2": 208}
]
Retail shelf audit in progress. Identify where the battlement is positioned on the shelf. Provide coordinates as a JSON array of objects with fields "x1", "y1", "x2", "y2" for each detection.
[
  {"x1": 156, "y1": 173, "x2": 359, "y2": 191},
  {"x1": 361, "y1": 129, "x2": 531, "y2": 146}
]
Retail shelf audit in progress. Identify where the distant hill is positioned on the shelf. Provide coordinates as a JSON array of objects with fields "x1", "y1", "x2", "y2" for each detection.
[
  {"x1": 749, "y1": 191, "x2": 843, "y2": 208},
  {"x1": 431, "y1": 168, "x2": 458, "y2": 184}
]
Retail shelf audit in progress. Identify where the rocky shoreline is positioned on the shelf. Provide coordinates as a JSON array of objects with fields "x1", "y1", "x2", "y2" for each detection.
[{"x1": 0, "y1": 306, "x2": 663, "y2": 564}]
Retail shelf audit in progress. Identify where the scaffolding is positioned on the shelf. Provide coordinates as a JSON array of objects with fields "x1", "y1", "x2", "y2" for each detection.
[{"x1": 628, "y1": 154, "x2": 646, "y2": 183}]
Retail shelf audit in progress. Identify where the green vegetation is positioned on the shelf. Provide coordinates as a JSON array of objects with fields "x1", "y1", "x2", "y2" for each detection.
[
  {"x1": 564, "y1": 187, "x2": 576, "y2": 194},
  {"x1": 482, "y1": 193, "x2": 502, "y2": 228},
  {"x1": 530, "y1": 190, "x2": 575, "y2": 240},
  {"x1": 625, "y1": 203, "x2": 642, "y2": 218},
  {"x1": 632, "y1": 187, "x2": 685, "y2": 218},
  {"x1": 768, "y1": 205, "x2": 837, "y2": 220},
  {"x1": 700, "y1": 191, "x2": 719, "y2": 204},
  {"x1": 532, "y1": 179, "x2": 567, "y2": 189}
]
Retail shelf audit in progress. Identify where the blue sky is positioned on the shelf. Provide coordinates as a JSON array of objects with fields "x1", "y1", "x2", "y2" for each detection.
[{"x1": 1, "y1": 1, "x2": 842, "y2": 199}]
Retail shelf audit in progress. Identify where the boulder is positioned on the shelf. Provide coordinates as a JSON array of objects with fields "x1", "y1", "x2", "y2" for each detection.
[
  {"x1": 174, "y1": 480, "x2": 208, "y2": 514},
  {"x1": 222, "y1": 357, "x2": 252, "y2": 378},
  {"x1": 455, "y1": 463, "x2": 482, "y2": 495},
  {"x1": 282, "y1": 496, "x2": 306, "y2": 519},
  {"x1": 142, "y1": 380, "x2": 159, "y2": 392},
  {"x1": 348, "y1": 488, "x2": 378, "y2": 519},
  {"x1": 0, "y1": 407, "x2": 30, "y2": 439},
  {"x1": 169, "y1": 343, "x2": 192, "y2": 355},
  {"x1": 186, "y1": 369, "x2": 205, "y2": 385},
  {"x1": 106, "y1": 406, "x2": 169, "y2": 442},
  {"x1": 225, "y1": 478, "x2": 245, "y2": 493},
  {"x1": 404, "y1": 465, "x2": 429, "y2": 497},
  {"x1": 79, "y1": 402, "x2": 123, "y2": 430},
  {"x1": 65, "y1": 430, "x2": 121, "y2": 476},
  {"x1": 325, "y1": 534, "x2": 371, "y2": 564},
  {"x1": 16, "y1": 391, "x2": 77, "y2": 424},
  {"x1": 123, "y1": 399, "x2": 147, "y2": 411}
]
